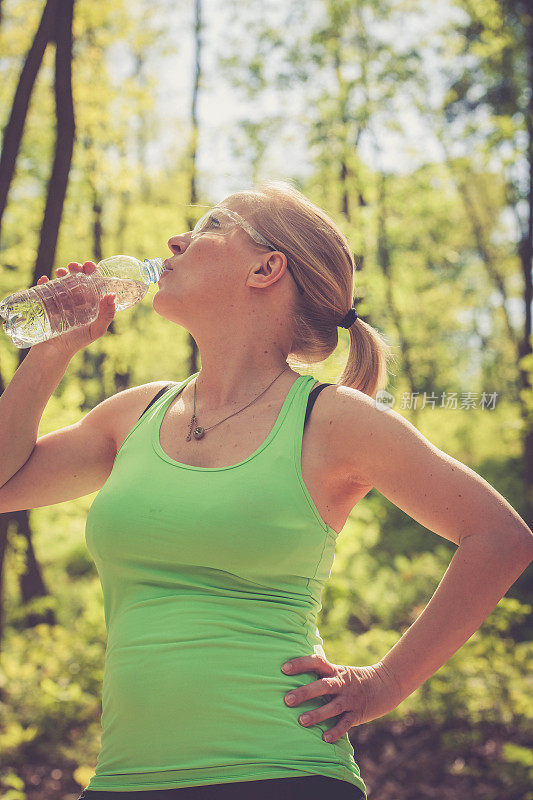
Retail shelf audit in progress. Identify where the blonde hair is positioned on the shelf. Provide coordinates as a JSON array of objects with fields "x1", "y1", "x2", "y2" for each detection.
[{"x1": 227, "y1": 179, "x2": 395, "y2": 398}]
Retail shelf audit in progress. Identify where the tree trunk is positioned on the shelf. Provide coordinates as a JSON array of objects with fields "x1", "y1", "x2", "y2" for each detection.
[
  {"x1": 92, "y1": 189, "x2": 103, "y2": 264},
  {"x1": 333, "y1": 47, "x2": 351, "y2": 223},
  {"x1": 376, "y1": 174, "x2": 419, "y2": 425},
  {"x1": 0, "y1": 0, "x2": 76, "y2": 645},
  {"x1": 115, "y1": 143, "x2": 131, "y2": 254},
  {"x1": 92, "y1": 179, "x2": 130, "y2": 393},
  {"x1": 35, "y1": 0, "x2": 76, "y2": 278},
  {"x1": 133, "y1": 52, "x2": 151, "y2": 202},
  {"x1": 0, "y1": 0, "x2": 59, "y2": 237},
  {"x1": 14, "y1": 511, "x2": 55, "y2": 627},
  {"x1": 187, "y1": 0, "x2": 202, "y2": 216},
  {"x1": 187, "y1": 0, "x2": 203, "y2": 377},
  {"x1": 521, "y1": 11, "x2": 533, "y2": 531},
  {"x1": 0, "y1": 0, "x2": 74, "y2": 651}
]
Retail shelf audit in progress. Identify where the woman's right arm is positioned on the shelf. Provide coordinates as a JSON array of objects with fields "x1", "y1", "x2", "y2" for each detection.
[
  {"x1": 0, "y1": 344, "x2": 119, "y2": 512},
  {"x1": 0, "y1": 338, "x2": 170, "y2": 512},
  {"x1": 0, "y1": 345, "x2": 74, "y2": 489},
  {"x1": 0, "y1": 259, "x2": 119, "y2": 511}
]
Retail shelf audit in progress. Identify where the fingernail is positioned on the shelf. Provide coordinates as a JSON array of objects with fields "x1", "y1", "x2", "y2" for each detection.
[
  {"x1": 323, "y1": 733, "x2": 332, "y2": 742},
  {"x1": 281, "y1": 663, "x2": 291, "y2": 673},
  {"x1": 285, "y1": 694, "x2": 296, "y2": 705}
]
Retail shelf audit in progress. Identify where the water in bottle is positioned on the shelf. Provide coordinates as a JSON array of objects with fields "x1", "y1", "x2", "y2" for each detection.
[{"x1": 0, "y1": 255, "x2": 164, "y2": 348}]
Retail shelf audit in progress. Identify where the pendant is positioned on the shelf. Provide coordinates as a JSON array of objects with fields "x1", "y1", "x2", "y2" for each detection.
[{"x1": 186, "y1": 413, "x2": 202, "y2": 442}]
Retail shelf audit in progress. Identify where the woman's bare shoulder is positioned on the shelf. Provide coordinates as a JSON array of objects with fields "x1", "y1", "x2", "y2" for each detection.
[
  {"x1": 312, "y1": 384, "x2": 398, "y2": 487},
  {"x1": 94, "y1": 381, "x2": 176, "y2": 449},
  {"x1": 315, "y1": 385, "x2": 529, "y2": 549}
]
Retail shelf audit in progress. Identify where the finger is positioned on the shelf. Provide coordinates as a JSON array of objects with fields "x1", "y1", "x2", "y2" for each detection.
[
  {"x1": 102, "y1": 293, "x2": 116, "y2": 310},
  {"x1": 281, "y1": 655, "x2": 334, "y2": 676},
  {"x1": 94, "y1": 293, "x2": 116, "y2": 317},
  {"x1": 296, "y1": 695, "x2": 346, "y2": 729},
  {"x1": 88, "y1": 294, "x2": 116, "y2": 339},
  {"x1": 321, "y1": 711, "x2": 358, "y2": 744},
  {"x1": 284, "y1": 677, "x2": 337, "y2": 707}
]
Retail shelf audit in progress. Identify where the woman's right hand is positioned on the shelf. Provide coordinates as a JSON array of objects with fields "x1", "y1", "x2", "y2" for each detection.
[{"x1": 31, "y1": 261, "x2": 117, "y2": 359}]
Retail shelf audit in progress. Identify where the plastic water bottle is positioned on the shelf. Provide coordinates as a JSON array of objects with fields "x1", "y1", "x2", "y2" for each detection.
[{"x1": 0, "y1": 254, "x2": 164, "y2": 348}]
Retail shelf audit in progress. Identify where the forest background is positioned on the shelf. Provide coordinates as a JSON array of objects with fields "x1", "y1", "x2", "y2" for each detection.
[{"x1": 0, "y1": 0, "x2": 532, "y2": 798}]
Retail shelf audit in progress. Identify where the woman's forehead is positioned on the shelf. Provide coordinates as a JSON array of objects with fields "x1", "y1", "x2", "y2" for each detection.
[
  {"x1": 217, "y1": 196, "x2": 243, "y2": 213},
  {"x1": 214, "y1": 201, "x2": 253, "y2": 226},
  {"x1": 217, "y1": 192, "x2": 261, "y2": 215}
]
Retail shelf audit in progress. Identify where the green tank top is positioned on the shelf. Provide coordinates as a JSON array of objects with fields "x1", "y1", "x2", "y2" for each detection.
[{"x1": 83, "y1": 371, "x2": 367, "y2": 796}]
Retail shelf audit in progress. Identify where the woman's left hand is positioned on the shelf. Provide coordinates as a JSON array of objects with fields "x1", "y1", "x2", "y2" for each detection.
[{"x1": 281, "y1": 654, "x2": 404, "y2": 743}]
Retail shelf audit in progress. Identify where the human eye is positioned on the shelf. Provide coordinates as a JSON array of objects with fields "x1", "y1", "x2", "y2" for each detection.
[
  {"x1": 192, "y1": 210, "x2": 226, "y2": 237},
  {"x1": 207, "y1": 214, "x2": 221, "y2": 229},
  {"x1": 197, "y1": 212, "x2": 221, "y2": 231}
]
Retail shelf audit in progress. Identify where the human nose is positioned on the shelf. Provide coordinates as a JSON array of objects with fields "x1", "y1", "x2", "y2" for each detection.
[{"x1": 167, "y1": 233, "x2": 191, "y2": 254}]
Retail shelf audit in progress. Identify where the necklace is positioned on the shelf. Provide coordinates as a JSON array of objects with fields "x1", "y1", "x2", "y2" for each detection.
[{"x1": 185, "y1": 365, "x2": 292, "y2": 442}]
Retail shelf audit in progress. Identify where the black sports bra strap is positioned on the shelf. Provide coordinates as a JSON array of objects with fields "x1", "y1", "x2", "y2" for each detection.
[
  {"x1": 138, "y1": 380, "x2": 334, "y2": 427},
  {"x1": 137, "y1": 384, "x2": 176, "y2": 421},
  {"x1": 304, "y1": 382, "x2": 333, "y2": 427}
]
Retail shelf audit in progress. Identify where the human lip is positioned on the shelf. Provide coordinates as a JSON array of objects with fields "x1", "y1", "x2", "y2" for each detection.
[{"x1": 158, "y1": 260, "x2": 173, "y2": 282}]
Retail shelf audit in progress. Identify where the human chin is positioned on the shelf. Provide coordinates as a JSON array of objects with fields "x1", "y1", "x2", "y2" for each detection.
[{"x1": 152, "y1": 287, "x2": 175, "y2": 315}]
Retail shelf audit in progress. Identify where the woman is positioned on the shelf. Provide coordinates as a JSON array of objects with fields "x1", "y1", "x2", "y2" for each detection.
[{"x1": 1, "y1": 180, "x2": 531, "y2": 800}]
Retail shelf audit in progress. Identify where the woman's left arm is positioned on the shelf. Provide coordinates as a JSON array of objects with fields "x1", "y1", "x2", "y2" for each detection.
[
  {"x1": 336, "y1": 389, "x2": 533, "y2": 697},
  {"x1": 281, "y1": 389, "x2": 533, "y2": 741},
  {"x1": 375, "y1": 521, "x2": 531, "y2": 703}
]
